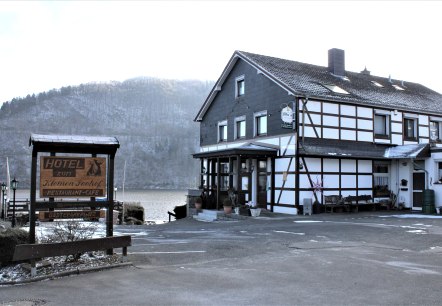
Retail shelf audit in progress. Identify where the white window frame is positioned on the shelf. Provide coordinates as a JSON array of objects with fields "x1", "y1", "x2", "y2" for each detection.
[
  {"x1": 234, "y1": 115, "x2": 246, "y2": 140},
  {"x1": 404, "y1": 117, "x2": 417, "y2": 140},
  {"x1": 374, "y1": 113, "x2": 390, "y2": 138},
  {"x1": 435, "y1": 161, "x2": 442, "y2": 183},
  {"x1": 235, "y1": 75, "x2": 245, "y2": 98},
  {"x1": 218, "y1": 120, "x2": 228, "y2": 142},
  {"x1": 254, "y1": 110, "x2": 267, "y2": 137},
  {"x1": 430, "y1": 120, "x2": 442, "y2": 142},
  {"x1": 373, "y1": 161, "x2": 390, "y2": 197}
]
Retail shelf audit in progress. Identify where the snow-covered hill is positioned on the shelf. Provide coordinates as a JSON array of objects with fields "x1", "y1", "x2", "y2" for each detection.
[{"x1": 0, "y1": 77, "x2": 212, "y2": 189}]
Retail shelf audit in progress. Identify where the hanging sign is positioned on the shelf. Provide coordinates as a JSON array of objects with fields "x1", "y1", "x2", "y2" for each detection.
[
  {"x1": 38, "y1": 210, "x2": 105, "y2": 220},
  {"x1": 281, "y1": 105, "x2": 294, "y2": 129},
  {"x1": 40, "y1": 156, "x2": 107, "y2": 198}
]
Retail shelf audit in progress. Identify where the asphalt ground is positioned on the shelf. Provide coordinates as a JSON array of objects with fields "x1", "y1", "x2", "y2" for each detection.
[{"x1": 1, "y1": 211, "x2": 442, "y2": 305}]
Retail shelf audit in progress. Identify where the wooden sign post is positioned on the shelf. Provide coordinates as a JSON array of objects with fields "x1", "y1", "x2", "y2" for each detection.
[{"x1": 29, "y1": 134, "x2": 120, "y2": 254}]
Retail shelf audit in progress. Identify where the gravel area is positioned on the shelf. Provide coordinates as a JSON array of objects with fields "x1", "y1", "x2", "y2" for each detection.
[{"x1": 0, "y1": 252, "x2": 121, "y2": 284}]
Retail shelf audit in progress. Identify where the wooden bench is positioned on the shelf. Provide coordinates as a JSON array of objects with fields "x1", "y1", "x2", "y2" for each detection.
[
  {"x1": 324, "y1": 195, "x2": 348, "y2": 213},
  {"x1": 6, "y1": 201, "x2": 29, "y2": 218},
  {"x1": 168, "y1": 204, "x2": 187, "y2": 222},
  {"x1": 343, "y1": 195, "x2": 373, "y2": 212},
  {"x1": 13, "y1": 235, "x2": 131, "y2": 276}
]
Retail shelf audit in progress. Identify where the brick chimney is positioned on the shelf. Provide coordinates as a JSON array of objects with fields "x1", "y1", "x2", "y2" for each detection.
[{"x1": 328, "y1": 48, "x2": 345, "y2": 76}]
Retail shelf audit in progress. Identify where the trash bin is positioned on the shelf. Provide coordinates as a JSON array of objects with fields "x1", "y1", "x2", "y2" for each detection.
[
  {"x1": 303, "y1": 198, "x2": 312, "y2": 216},
  {"x1": 422, "y1": 189, "x2": 435, "y2": 214}
]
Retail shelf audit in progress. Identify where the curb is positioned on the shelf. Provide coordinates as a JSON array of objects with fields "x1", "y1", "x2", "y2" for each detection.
[{"x1": 0, "y1": 262, "x2": 133, "y2": 286}]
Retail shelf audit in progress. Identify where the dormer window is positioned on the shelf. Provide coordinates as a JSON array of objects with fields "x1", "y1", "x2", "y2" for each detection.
[
  {"x1": 392, "y1": 84, "x2": 405, "y2": 91},
  {"x1": 322, "y1": 84, "x2": 349, "y2": 95},
  {"x1": 371, "y1": 81, "x2": 384, "y2": 88},
  {"x1": 236, "y1": 76, "x2": 245, "y2": 98}
]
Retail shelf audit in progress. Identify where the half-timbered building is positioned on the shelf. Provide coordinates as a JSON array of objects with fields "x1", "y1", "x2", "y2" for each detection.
[{"x1": 193, "y1": 49, "x2": 442, "y2": 214}]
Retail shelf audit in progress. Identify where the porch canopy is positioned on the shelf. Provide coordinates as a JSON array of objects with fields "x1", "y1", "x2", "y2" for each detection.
[
  {"x1": 193, "y1": 143, "x2": 278, "y2": 211},
  {"x1": 298, "y1": 138, "x2": 430, "y2": 159},
  {"x1": 193, "y1": 142, "x2": 278, "y2": 159}
]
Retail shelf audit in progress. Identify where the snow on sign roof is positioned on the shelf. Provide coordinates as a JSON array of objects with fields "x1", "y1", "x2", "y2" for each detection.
[{"x1": 30, "y1": 134, "x2": 119, "y2": 146}]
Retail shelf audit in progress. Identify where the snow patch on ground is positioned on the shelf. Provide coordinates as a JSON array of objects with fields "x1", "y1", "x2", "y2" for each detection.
[
  {"x1": 0, "y1": 252, "x2": 120, "y2": 284},
  {"x1": 1, "y1": 222, "x2": 123, "y2": 284},
  {"x1": 274, "y1": 230, "x2": 305, "y2": 235},
  {"x1": 294, "y1": 220, "x2": 324, "y2": 223},
  {"x1": 379, "y1": 214, "x2": 442, "y2": 219}
]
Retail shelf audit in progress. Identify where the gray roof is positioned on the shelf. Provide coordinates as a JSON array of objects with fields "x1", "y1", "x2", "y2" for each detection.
[
  {"x1": 299, "y1": 138, "x2": 430, "y2": 159},
  {"x1": 238, "y1": 51, "x2": 442, "y2": 114},
  {"x1": 195, "y1": 50, "x2": 442, "y2": 121}
]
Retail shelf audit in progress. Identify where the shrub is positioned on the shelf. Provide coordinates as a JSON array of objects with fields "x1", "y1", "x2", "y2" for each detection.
[
  {"x1": 38, "y1": 221, "x2": 99, "y2": 262},
  {"x1": 0, "y1": 228, "x2": 29, "y2": 265},
  {"x1": 223, "y1": 198, "x2": 232, "y2": 207},
  {"x1": 124, "y1": 202, "x2": 144, "y2": 224}
]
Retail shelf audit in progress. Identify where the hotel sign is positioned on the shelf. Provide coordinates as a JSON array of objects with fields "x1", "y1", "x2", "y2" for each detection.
[
  {"x1": 40, "y1": 156, "x2": 106, "y2": 198},
  {"x1": 281, "y1": 105, "x2": 294, "y2": 129}
]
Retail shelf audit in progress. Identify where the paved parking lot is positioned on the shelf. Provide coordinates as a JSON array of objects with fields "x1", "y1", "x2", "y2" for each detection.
[{"x1": 1, "y1": 211, "x2": 442, "y2": 305}]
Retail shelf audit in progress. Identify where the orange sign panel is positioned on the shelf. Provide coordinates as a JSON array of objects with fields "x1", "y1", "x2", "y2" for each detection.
[{"x1": 40, "y1": 157, "x2": 106, "y2": 198}]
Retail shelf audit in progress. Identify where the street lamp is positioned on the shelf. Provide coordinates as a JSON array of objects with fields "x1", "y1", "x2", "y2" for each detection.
[
  {"x1": 114, "y1": 187, "x2": 118, "y2": 202},
  {"x1": 11, "y1": 178, "x2": 18, "y2": 228},
  {"x1": 1, "y1": 182, "x2": 6, "y2": 220}
]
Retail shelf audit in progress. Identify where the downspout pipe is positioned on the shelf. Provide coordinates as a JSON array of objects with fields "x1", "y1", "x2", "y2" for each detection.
[{"x1": 412, "y1": 159, "x2": 429, "y2": 189}]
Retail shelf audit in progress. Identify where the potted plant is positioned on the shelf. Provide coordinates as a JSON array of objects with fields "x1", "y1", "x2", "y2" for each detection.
[
  {"x1": 194, "y1": 197, "x2": 203, "y2": 211},
  {"x1": 246, "y1": 201, "x2": 261, "y2": 217},
  {"x1": 223, "y1": 198, "x2": 233, "y2": 214},
  {"x1": 227, "y1": 188, "x2": 239, "y2": 214}
]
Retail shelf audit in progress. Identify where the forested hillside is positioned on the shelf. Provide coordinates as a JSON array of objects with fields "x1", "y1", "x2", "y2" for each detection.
[{"x1": 0, "y1": 77, "x2": 212, "y2": 189}]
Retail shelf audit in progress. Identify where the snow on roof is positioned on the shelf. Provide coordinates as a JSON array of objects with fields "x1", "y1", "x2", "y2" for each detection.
[
  {"x1": 383, "y1": 143, "x2": 429, "y2": 159},
  {"x1": 30, "y1": 133, "x2": 119, "y2": 146}
]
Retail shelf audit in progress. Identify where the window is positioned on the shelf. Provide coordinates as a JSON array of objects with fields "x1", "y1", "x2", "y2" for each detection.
[
  {"x1": 437, "y1": 162, "x2": 442, "y2": 183},
  {"x1": 371, "y1": 81, "x2": 384, "y2": 88},
  {"x1": 430, "y1": 121, "x2": 441, "y2": 142},
  {"x1": 254, "y1": 111, "x2": 267, "y2": 137},
  {"x1": 218, "y1": 120, "x2": 227, "y2": 142},
  {"x1": 373, "y1": 161, "x2": 390, "y2": 197},
  {"x1": 219, "y1": 162, "x2": 229, "y2": 190},
  {"x1": 236, "y1": 76, "x2": 245, "y2": 98},
  {"x1": 234, "y1": 116, "x2": 246, "y2": 139},
  {"x1": 322, "y1": 84, "x2": 349, "y2": 95},
  {"x1": 392, "y1": 84, "x2": 405, "y2": 91},
  {"x1": 374, "y1": 114, "x2": 389, "y2": 138},
  {"x1": 404, "y1": 118, "x2": 417, "y2": 140}
]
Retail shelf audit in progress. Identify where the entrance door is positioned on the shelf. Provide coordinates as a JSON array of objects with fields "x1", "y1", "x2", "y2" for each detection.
[
  {"x1": 412, "y1": 172, "x2": 425, "y2": 210},
  {"x1": 237, "y1": 158, "x2": 251, "y2": 205},
  {"x1": 257, "y1": 160, "x2": 267, "y2": 208}
]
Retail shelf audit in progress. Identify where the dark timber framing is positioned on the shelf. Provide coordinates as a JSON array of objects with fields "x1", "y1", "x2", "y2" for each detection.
[
  {"x1": 29, "y1": 134, "x2": 119, "y2": 254},
  {"x1": 193, "y1": 144, "x2": 277, "y2": 209}
]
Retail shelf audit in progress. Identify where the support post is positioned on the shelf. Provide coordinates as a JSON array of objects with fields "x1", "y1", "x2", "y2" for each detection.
[
  {"x1": 29, "y1": 150, "x2": 37, "y2": 244},
  {"x1": 106, "y1": 153, "x2": 115, "y2": 255},
  {"x1": 271, "y1": 157, "x2": 275, "y2": 212},
  {"x1": 216, "y1": 157, "x2": 220, "y2": 210},
  {"x1": 237, "y1": 155, "x2": 241, "y2": 205}
]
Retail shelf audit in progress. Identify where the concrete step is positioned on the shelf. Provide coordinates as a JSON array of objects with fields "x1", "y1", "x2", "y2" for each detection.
[{"x1": 193, "y1": 209, "x2": 225, "y2": 222}]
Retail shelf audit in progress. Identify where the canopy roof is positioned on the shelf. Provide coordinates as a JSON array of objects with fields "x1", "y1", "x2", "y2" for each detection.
[
  {"x1": 29, "y1": 133, "x2": 120, "y2": 155},
  {"x1": 193, "y1": 142, "x2": 278, "y2": 159},
  {"x1": 298, "y1": 138, "x2": 430, "y2": 159}
]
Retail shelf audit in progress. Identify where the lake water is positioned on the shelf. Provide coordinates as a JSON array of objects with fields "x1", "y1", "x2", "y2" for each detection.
[{"x1": 13, "y1": 189, "x2": 188, "y2": 222}]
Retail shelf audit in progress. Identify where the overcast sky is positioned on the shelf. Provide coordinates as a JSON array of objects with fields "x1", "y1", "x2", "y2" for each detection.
[{"x1": 1, "y1": 1, "x2": 441, "y2": 103}]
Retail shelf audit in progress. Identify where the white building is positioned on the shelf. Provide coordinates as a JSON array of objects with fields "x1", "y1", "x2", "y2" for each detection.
[{"x1": 193, "y1": 49, "x2": 442, "y2": 214}]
